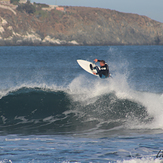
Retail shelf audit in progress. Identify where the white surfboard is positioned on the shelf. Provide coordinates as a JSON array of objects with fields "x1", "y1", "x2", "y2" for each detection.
[{"x1": 77, "y1": 59, "x2": 99, "y2": 76}]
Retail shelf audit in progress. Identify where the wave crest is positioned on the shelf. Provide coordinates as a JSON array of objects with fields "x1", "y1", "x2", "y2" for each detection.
[{"x1": 0, "y1": 86, "x2": 153, "y2": 135}]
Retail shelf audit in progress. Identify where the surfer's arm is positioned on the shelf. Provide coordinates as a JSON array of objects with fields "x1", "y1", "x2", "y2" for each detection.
[{"x1": 94, "y1": 59, "x2": 101, "y2": 63}]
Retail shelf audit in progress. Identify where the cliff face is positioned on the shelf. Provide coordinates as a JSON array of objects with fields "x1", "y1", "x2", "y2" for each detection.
[{"x1": 0, "y1": 6, "x2": 163, "y2": 46}]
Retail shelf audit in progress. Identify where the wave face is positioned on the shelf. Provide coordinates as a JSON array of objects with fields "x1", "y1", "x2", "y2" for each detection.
[
  {"x1": 0, "y1": 88, "x2": 71, "y2": 134},
  {"x1": 0, "y1": 74, "x2": 161, "y2": 135}
]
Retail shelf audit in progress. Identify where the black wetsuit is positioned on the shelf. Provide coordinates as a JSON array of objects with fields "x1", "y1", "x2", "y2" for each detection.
[{"x1": 96, "y1": 60, "x2": 109, "y2": 78}]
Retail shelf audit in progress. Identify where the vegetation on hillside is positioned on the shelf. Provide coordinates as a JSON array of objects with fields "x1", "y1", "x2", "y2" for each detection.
[
  {"x1": 33, "y1": 3, "x2": 50, "y2": 19},
  {"x1": 17, "y1": 0, "x2": 36, "y2": 14},
  {"x1": 10, "y1": 0, "x2": 19, "y2": 5},
  {"x1": 16, "y1": 1, "x2": 51, "y2": 16},
  {"x1": 33, "y1": 2, "x2": 49, "y2": 8}
]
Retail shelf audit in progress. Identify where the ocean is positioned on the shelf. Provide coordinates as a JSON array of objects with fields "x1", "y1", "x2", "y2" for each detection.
[{"x1": 0, "y1": 45, "x2": 163, "y2": 163}]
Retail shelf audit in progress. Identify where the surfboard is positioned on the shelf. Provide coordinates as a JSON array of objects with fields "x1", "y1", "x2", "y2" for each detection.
[{"x1": 77, "y1": 59, "x2": 99, "y2": 76}]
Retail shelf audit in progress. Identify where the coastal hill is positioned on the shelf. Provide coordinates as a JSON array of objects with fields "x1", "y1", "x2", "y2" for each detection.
[{"x1": 0, "y1": 2, "x2": 163, "y2": 45}]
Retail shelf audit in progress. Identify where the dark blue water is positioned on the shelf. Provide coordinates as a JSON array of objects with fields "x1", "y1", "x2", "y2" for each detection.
[{"x1": 0, "y1": 46, "x2": 163, "y2": 162}]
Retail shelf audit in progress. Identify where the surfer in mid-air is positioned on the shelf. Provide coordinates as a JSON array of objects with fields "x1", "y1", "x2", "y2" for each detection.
[{"x1": 90, "y1": 59, "x2": 110, "y2": 78}]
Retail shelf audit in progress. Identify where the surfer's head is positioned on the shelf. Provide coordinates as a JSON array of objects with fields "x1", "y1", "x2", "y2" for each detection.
[{"x1": 100, "y1": 60, "x2": 105, "y2": 66}]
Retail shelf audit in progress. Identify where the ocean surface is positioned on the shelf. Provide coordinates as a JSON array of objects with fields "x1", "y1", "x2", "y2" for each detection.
[{"x1": 0, "y1": 46, "x2": 163, "y2": 163}]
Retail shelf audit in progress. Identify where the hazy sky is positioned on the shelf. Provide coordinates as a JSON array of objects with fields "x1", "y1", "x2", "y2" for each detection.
[{"x1": 31, "y1": 0, "x2": 163, "y2": 23}]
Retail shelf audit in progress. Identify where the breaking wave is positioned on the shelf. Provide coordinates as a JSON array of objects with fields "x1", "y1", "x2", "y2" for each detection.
[{"x1": 0, "y1": 73, "x2": 162, "y2": 135}]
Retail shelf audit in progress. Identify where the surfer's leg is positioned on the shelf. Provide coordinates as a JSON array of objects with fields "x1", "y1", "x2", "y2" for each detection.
[
  {"x1": 94, "y1": 66, "x2": 99, "y2": 73},
  {"x1": 90, "y1": 64, "x2": 99, "y2": 71},
  {"x1": 90, "y1": 64, "x2": 100, "y2": 75},
  {"x1": 100, "y1": 74, "x2": 106, "y2": 78}
]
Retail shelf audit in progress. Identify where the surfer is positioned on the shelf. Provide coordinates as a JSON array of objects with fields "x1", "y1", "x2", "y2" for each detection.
[{"x1": 90, "y1": 59, "x2": 110, "y2": 78}]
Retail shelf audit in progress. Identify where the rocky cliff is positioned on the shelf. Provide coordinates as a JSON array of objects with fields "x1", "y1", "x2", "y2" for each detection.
[{"x1": 0, "y1": 5, "x2": 163, "y2": 46}]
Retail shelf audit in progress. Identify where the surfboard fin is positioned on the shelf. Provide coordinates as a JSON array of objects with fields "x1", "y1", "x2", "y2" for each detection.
[{"x1": 90, "y1": 64, "x2": 93, "y2": 70}]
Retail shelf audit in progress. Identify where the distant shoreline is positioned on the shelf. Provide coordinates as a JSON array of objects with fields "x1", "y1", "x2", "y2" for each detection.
[
  {"x1": 0, "y1": 5, "x2": 163, "y2": 46},
  {"x1": 0, "y1": 44, "x2": 162, "y2": 46}
]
